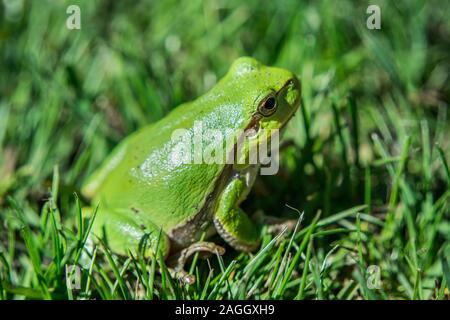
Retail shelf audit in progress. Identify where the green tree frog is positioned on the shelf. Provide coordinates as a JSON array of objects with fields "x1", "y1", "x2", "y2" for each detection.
[{"x1": 82, "y1": 57, "x2": 301, "y2": 283}]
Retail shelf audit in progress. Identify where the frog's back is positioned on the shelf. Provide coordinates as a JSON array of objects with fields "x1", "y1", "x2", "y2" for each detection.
[
  {"x1": 82, "y1": 56, "x2": 293, "y2": 233},
  {"x1": 82, "y1": 93, "x2": 247, "y2": 232}
]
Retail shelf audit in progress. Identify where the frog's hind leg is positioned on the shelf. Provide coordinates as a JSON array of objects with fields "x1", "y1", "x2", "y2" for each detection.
[
  {"x1": 87, "y1": 207, "x2": 223, "y2": 284},
  {"x1": 88, "y1": 206, "x2": 171, "y2": 259},
  {"x1": 167, "y1": 242, "x2": 225, "y2": 284}
]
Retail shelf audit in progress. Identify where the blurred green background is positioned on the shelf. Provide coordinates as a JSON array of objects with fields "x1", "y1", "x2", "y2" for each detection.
[{"x1": 0, "y1": 0, "x2": 449, "y2": 299}]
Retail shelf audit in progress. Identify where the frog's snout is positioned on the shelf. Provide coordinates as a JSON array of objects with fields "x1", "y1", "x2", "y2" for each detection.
[
  {"x1": 283, "y1": 76, "x2": 301, "y2": 112},
  {"x1": 287, "y1": 76, "x2": 300, "y2": 90}
]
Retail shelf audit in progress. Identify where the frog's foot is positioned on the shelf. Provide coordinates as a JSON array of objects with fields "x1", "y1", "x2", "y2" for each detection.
[
  {"x1": 253, "y1": 210, "x2": 298, "y2": 235},
  {"x1": 168, "y1": 268, "x2": 196, "y2": 285},
  {"x1": 266, "y1": 219, "x2": 297, "y2": 235},
  {"x1": 86, "y1": 206, "x2": 171, "y2": 260},
  {"x1": 167, "y1": 241, "x2": 225, "y2": 284}
]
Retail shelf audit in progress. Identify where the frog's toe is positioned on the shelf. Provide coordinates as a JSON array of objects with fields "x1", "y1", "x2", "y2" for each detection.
[
  {"x1": 167, "y1": 241, "x2": 225, "y2": 284},
  {"x1": 185, "y1": 241, "x2": 226, "y2": 258},
  {"x1": 169, "y1": 268, "x2": 196, "y2": 285},
  {"x1": 266, "y1": 219, "x2": 297, "y2": 235},
  {"x1": 253, "y1": 210, "x2": 298, "y2": 235},
  {"x1": 168, "y1": 241, "x2": 225, "y2": 267}
]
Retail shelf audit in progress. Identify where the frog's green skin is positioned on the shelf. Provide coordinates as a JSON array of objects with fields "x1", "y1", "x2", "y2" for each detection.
[{"x1": 82, "y1": 57, "x2": 301, "y2": 260}]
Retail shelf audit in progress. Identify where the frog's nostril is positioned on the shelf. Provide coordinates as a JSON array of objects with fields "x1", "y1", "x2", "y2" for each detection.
[{"x1": 288, "y1": 77, "x2": 300, "y2": 90}]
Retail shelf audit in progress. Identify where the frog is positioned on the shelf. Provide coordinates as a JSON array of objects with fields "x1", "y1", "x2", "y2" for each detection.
[{"x1": 81, "y1": 57, "x2": 301, "y2": 283}]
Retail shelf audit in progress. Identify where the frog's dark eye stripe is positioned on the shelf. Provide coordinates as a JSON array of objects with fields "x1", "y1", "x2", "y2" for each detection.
[{"x1": 258, "y1": 95, "x2": 277, "y2": 116}]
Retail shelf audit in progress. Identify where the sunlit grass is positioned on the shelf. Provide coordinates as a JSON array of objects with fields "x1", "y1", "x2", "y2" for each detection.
[{"x1": 0, "y1": 0, "x2": 449, "y2": 300}]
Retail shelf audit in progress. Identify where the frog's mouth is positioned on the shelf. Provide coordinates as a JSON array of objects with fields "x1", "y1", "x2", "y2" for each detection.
[{"x1": 244, "y1": 113, "x2": 262, "y2": 137}]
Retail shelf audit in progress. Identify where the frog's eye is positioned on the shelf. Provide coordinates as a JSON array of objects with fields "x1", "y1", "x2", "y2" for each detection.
[{"x1": 258, "y1": 95, "x2": 277, "y2": 116}]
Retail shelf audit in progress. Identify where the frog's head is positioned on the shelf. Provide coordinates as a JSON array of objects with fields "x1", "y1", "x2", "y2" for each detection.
[
  {"x1": 213, "y1": 57, "x2": 301, "y2": 168},
  {"x1": 224, "y1": 57, "x2": 301, "y2": 135}
]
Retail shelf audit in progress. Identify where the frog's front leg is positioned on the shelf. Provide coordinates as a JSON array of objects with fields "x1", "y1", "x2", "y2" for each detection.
[{"x1": 213, "y1": 175, "x2": 260, "y2": 252}]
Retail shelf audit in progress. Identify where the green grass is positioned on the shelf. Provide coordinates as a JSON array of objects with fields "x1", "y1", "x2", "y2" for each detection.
[{"x1": 1, "y1": 0, "x2": 450, "y2": 300}]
